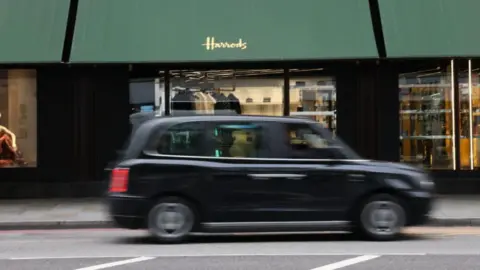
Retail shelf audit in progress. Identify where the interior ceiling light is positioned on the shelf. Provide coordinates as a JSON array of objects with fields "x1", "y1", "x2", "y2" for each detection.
[
  {"x1": 417, "y1": 72, "x2": 441, "y2": 78},
  {"x1": 399, "y1": 67, "x2": 441, "y2": 76},
  {"x1": 168, "y1": 68, "x2": 325, "y2": 79}
]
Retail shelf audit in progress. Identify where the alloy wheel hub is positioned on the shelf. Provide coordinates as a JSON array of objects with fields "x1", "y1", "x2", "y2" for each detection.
[
  {"x1": 362, "y1": 200, "x2": 404, "y2": 236},
  {"x1": 150, "y1": 203, "x2": 193, "y2": 238}
]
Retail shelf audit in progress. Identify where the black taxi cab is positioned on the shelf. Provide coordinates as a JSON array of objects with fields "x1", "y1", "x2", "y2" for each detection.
[{"x1": 107, "y1": 115, "x2": 434, "y2": 243}]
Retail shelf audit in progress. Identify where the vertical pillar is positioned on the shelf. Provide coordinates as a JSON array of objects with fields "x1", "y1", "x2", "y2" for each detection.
[
  {"x1": 36, "y1": 66, "x2": 76, "y2": 180},
  {"x1": 336, "y1": 63, "x2": 359, "y2": 153},
  {"x1": 356, "y1": 64, "x2": 378, "y2": 159},
  {"x1": 452, "y1": 61, "x2": 460, "y2": 170},
  {"x1": 164, "y1": 70, "x2": 170, "y2": 115},
  {"x1": 336, "y1": 61, "x2": 399, "y2": 161},
  {"x1": 74, "y1": 67, "x2": 130, "y2": 181},
  {"x1": 94, "y1": 67, "x2": 130, "y2": 180},
  {"x1": 336, "y1": 63, "x2": 377, "y2": 159},
  {"x1": 283, "y1": 68, "x2": 290, "y2": 116},
  {"x1": 376, "y1": 63, "x2": 400, "y2": 161}
]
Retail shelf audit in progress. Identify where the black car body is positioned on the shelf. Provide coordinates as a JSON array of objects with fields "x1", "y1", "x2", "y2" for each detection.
[{"x1": 107, "y1": 115, "x2": 434, "y2": 243}]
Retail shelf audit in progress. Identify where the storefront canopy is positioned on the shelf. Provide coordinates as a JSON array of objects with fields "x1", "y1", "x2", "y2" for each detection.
[
  {"x1": 70, "y1": 0, "x2": 378, "y2": 63},
  {"x1": 379, "y1": 0, "x2": 480, "y2": 58},
  {"x1": 0, "y1": 0, "x2": 69, "y2": 63}
]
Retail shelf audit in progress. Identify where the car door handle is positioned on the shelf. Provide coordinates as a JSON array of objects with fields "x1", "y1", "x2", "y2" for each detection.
[{"x1": 248, "y1": 174, "x2": 306, "y2": 180}]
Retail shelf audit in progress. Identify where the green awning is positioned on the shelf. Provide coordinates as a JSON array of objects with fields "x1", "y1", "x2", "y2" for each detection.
[
  {"x1": 70, "y1": 0, "x2": 378, "y2": 63},
  {"x1": 379, "y1": 0, "x2": 480, "y2": 58},
  {"x1": 0, "y1": 0, "x2": 69, "y2": 63}
]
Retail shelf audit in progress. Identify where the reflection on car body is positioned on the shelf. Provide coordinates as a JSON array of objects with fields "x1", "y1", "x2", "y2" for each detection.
[{"x1": 106, "y1": 114, "x2": 434, "y2": 243}]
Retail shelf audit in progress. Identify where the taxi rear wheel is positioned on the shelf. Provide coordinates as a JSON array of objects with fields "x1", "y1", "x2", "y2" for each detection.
[{"x1": 147, "y1": 197, "x2": 196, "y2": 244}]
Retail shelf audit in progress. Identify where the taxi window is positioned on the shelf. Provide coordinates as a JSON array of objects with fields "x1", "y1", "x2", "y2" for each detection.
[
  {"x1": 157, "y1": 122, "x2": 206, "y2": 156},
  {"x1": 288, "y1": 124, "x2": 330, "y2": 149},
  {"x1": 209, "y1": 122, "x2": 264, "y2": 158},
  {"x1": 285, "y1": 123, "x2": 344, "y2": 159}
]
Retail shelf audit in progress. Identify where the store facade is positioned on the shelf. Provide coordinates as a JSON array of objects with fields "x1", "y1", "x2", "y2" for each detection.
[{"x1": 0, "y1": 0, "x2": 479, "y2": 198}]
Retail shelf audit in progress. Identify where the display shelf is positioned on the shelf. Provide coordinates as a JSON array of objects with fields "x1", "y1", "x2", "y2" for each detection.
[
  {"x1": 290, "y1": 111, "x2": 335, "y2": 116},
  {"x1": 400, "y1": 109, "x2": 452, "y2": 114},
  {"x1": 400, "y1": 135, "x2": 452, "y2": 140},
  {"x1": 243, "y1": 102, "x2": 283, "y2": 105},
  {"x1": 399, "y1": 84, "x2": 452, "y2": 88},
  {"x1": 291, "y1": 85, "x2": 336, "y2": 91}
]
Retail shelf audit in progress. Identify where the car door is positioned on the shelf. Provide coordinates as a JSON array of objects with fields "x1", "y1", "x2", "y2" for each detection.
[
  {"x1": 200, "y1": 120, "x2": 308, "y2": 224},
  {"x1": 265, "y1": 122, "x2": 350, "y2": 221}
]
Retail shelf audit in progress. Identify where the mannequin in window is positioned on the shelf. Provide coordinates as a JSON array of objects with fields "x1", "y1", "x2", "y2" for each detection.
[
  {"x1": 0, "y1": 113, "x2": 26, "y2": 167},
  {"x1": 0, "y1": 113, "x2": 17, "y2": 151}
]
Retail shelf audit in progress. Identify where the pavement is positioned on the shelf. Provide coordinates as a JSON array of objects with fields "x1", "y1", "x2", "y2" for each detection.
[
  {"x1": 0, "y1": 195, "x2": 479, "y2": 230},
  {"x1": 1, "y1": 228, "x2": 480, "y2": 269}
]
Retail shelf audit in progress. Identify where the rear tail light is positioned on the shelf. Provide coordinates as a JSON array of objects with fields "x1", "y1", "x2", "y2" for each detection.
[{"x1": 109, "y1": 168, "x2": 129, "y2": 193}]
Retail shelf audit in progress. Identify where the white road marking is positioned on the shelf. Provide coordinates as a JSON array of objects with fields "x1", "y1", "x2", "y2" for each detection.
[
  {"x1": 8, "y1": 253, "x2": 424, "y2": 260},
  {"x1": 309, "y1": 255, "x2": 380, "y2": 270},
  {"x1": 74, "y1": 257, "x2": 155, "y2": 270}
]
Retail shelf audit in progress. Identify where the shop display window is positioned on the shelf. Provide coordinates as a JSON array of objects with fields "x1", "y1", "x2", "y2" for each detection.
[
  {"x1": 0, "y1": 70, "x2": 37, "y2": 168},
  {"x1": 400, "y1": 60, "x2": 480, "y2": 171},
  {"x1": 399, "y1": 64, "x2": 454, "y2": 170},
  {"x1": 168, "y1": 69, "x2": 284, "y2": 117},
  {"x1": 289, "y1": 69, "x2": 336, "y2": 133},
  {"x1": 128, "y1": 68, "x2": 335, "y2": 125},
  {"x1": 458, "y1": 60, "x2": 480, "y2": 170}
]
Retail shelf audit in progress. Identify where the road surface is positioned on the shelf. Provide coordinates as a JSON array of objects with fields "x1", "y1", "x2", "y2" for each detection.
[{"x1": 0, "y1": 227, "x2": 479, "y2": 269}]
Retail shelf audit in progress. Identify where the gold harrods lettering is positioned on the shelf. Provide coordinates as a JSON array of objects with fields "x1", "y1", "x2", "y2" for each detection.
[{"x1": 202, "y1": 37, "x2": 247, "y2": 51}]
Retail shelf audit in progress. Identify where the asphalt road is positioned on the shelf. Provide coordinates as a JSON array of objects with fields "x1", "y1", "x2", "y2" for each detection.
[{"x1": 1, "y1": 227, "x2": 480, "y2": 269}]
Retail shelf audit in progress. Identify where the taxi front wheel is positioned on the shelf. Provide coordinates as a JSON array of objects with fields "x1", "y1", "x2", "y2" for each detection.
[
  {"x1": 147, "y1": 197, "x2": 196, "y2": 244},
  {"x1": 356, "y1": 194, "x2": 406, "y2": 241}
]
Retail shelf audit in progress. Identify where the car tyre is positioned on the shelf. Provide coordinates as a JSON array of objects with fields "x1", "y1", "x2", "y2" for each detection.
[
  {"x1": 147, "y1": 197, "x2": 196, "y2": 244},
  {"x1": 356, "y1": 193, "x2": 406, "y2": 241}
]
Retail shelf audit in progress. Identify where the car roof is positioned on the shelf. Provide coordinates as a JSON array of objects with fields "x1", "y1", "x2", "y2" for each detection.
[
  {"x1": 123, "y1": 114, "x2": 360, "y2": 160},
  {"x1": 142, "y1": 114, "x2": 319, "y2": 128}
]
